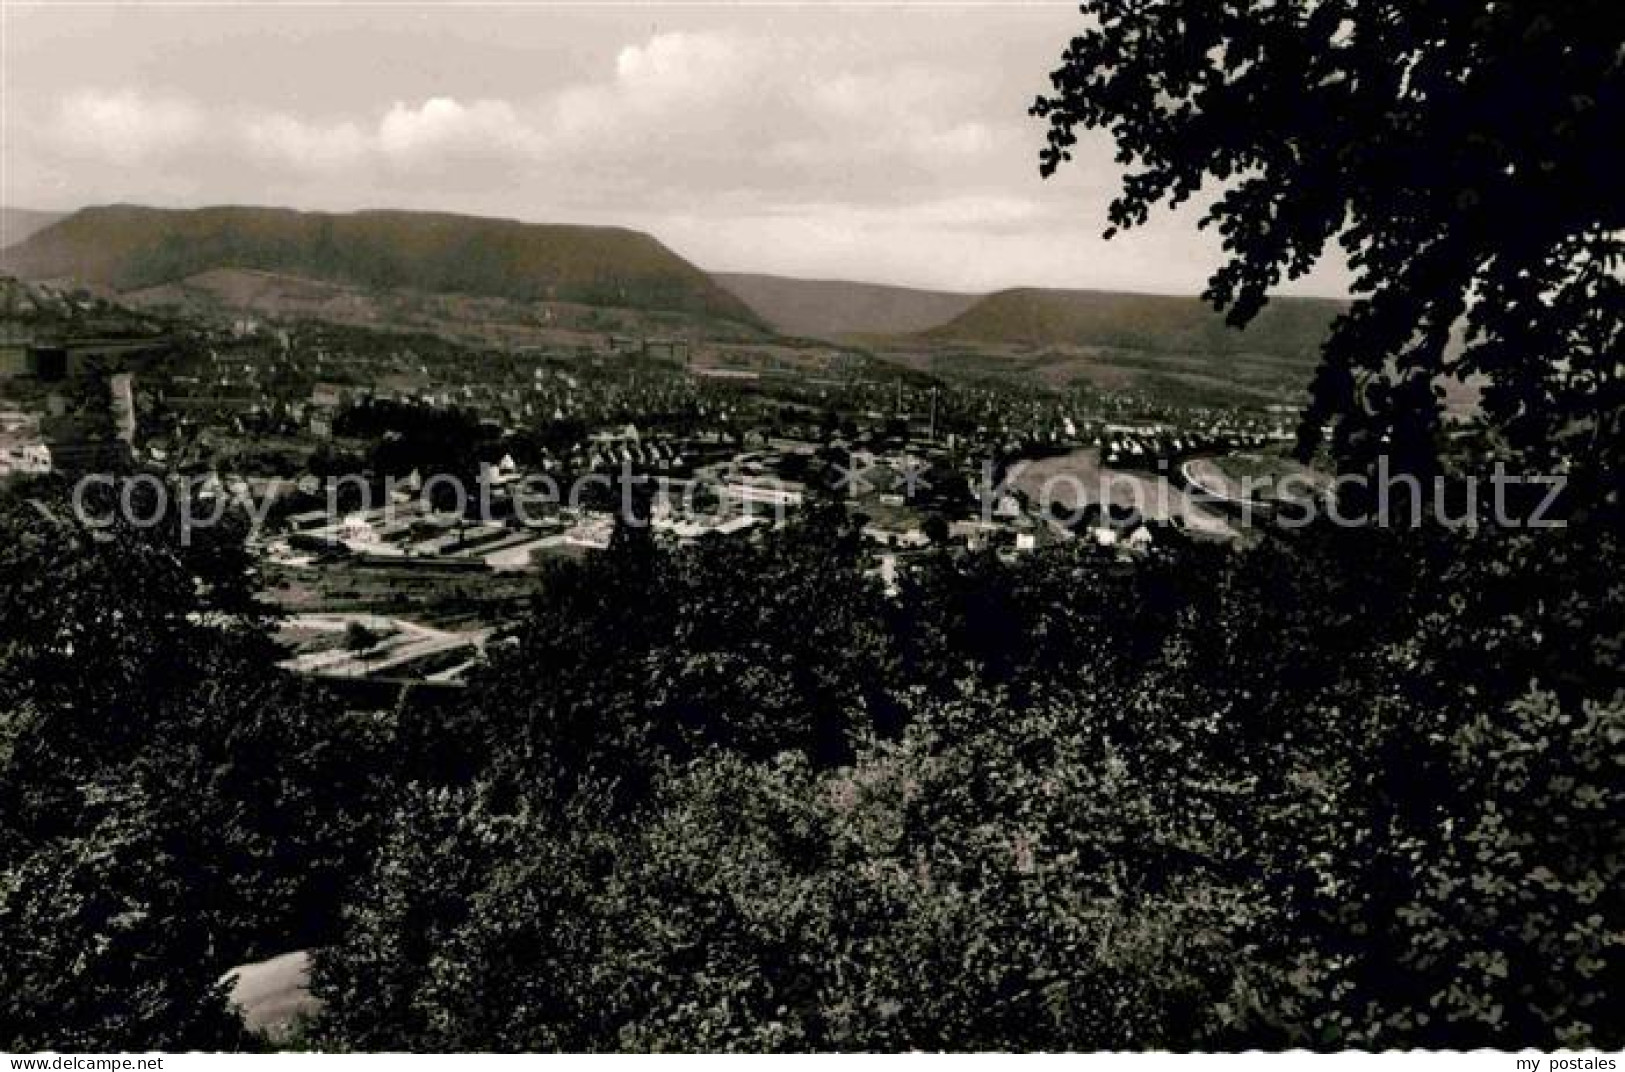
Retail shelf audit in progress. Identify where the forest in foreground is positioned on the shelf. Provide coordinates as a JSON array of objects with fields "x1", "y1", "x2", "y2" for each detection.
[{"x1": 2, "y1": 483, "x2": 1618, "y2": 1051}]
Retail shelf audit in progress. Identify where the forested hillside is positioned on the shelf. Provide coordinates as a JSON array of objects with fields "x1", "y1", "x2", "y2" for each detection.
[
  {"x1": 928, "y1": 287, "x2": 1340, "y2": 360},
  {"x1": 712, "y1": 272, "x2": 981, "y2": 339},
  {"x1": 2, "y1": 205, "x2": 764, "y2": 328}
]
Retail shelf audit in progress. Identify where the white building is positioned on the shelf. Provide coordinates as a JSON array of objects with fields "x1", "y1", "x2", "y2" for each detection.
[{"x1": 0, "y1": 442, "x2": 52, "y2": 475}]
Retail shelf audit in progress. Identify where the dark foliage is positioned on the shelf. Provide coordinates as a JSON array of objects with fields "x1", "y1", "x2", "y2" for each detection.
[
  {"x1": 1032, "y1": 0, "x2": 1625, "y2": 490},
  {"x1": 0, "y1": 483, "x2": 386, "y2": 1050},
  {"x1": 312, "y1": 512, "x2": 1622, "y2": 1051},
  {"x1": 2, "y1": 468, "x2": 1617, "y2": 1050}
]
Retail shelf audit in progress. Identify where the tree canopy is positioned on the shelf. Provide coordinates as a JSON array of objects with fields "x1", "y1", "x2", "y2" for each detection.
[
  {"x1": 3, "y1": 478, "x2": 1619, "y2": 1050},
  {"x1": 311, "y1": 511, "x2": 1625, "y2": 1051},
  {"x1": 1033, "y1": 0, "x2": 1625, "y2": 486},
  {"x1": 0, "y1": 481, "x2": 384, "y2": 1050}
]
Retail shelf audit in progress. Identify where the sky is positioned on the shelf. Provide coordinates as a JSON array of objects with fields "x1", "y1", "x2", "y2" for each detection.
[{"x1": 0, "y1": 1, "x2": 1348, "y2": 297}]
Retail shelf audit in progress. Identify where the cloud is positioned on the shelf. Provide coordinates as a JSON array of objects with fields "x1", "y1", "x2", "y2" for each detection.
[
  {"x1": 51, "y1": 89, "x2": 205, "y2": 163},
  {"x1": 242, "y1": 113, "x2": 369, "y2": 172},
  {"x1": 547, "y1": 31, "x2": 779, "y2": 150},
  {"x1": 242, "y1": 98, "x2": 546, "y2": 176},
  {"x1": 376, "y1": 98, "x2": 544, "y2": 164},
  {"x1": 78, "y1": 91, "x2": 552, "y2": 182},
  {"x1": 614, "y1": 31, "x2": 754, "y2": 103},
  {"x1": 34, "y1": 29, "x2": 1013, "y2": 197}
]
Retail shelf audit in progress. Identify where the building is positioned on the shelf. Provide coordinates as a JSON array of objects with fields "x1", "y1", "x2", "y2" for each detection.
[
  {"x1": 0, "y1": 443, "x2": 52, "y2": 476},
  {"x1": 721, "y1": 479, "x2": 805, "y2": 512}
]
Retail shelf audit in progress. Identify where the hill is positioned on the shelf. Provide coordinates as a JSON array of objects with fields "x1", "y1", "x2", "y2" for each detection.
[
  {"x1": 1, "y1": 204, "x2": 764, "y2": 329},
  {"x1": 712, "y1": 272, "x2": 979, "y2": 339},
  {"x1": 927, "y1": 286, "x2": 1342, "y2": 358},
  {"x1": 0, "y1": 208, "x2": 68, "y2": 250},
  {"x1": 857, "y1": 287, "x2": 1348, "y2": 406},
  {"x1": 122, "y1": 266, "x2": 768, "y2": 349}
]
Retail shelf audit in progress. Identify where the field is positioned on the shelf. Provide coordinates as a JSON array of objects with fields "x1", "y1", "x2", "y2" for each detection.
[
  {"x1": 1008, "y1": 447, "x2": 1234, "y2": 535},
  {"x1": 124, "y1": 268, "x2": 769, "y2": 352},
  {"x1": 867, "y1": 339, "x2": 1318, "y2": 406},
  {"x1": 264, "y1": 559, "x2": 547, "y2": 631},
  {"x1": 1202, "y1": 450, "x2": 1331, "y2": 496}
]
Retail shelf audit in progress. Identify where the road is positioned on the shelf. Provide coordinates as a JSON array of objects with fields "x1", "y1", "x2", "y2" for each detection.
[{"x1": 278, "y1": 612, "x2": 491, "y2": 679}]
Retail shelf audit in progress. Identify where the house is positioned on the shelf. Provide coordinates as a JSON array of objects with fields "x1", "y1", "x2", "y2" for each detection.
[
  {"x1": 310, "y1": 382, "x2": 345, "y2": 409},
  {"x1": 0, "y1": 443, "x2": 52, "y2": 475},
  {"x1": 286, "y1": 508, "x2": 331, "y2": 533},
  {"x1": 863, "y1": 524, "x2": 929, "y2": 549},
  {"x1": 950, "y1": 519, "x2": 998, "y2": 551},
  {"x1": 721, "y1": 479, "x2": 804, "y2": 512}
]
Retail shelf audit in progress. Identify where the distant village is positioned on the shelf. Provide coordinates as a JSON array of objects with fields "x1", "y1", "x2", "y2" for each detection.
[{"x1": 0, "y1": 273, "x2": 1311, "y2": 690}]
